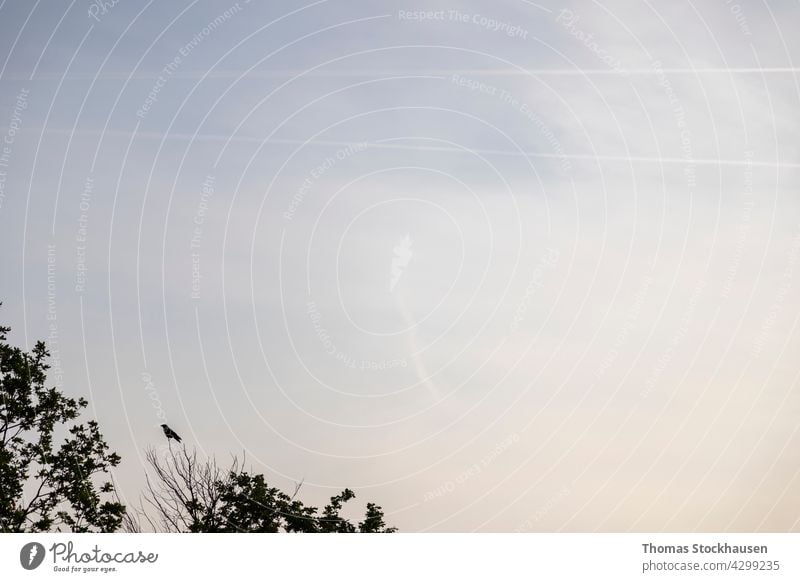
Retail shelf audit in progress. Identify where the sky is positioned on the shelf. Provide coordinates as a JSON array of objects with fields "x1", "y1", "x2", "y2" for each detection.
[{"x1": 0, "y1": 0, "x2": 799, "y2": 532}]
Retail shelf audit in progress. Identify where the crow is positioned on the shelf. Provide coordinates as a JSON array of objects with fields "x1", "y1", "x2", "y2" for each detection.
[{"x1": 160, "y1": 424, "x2": 182, "y2": 443}]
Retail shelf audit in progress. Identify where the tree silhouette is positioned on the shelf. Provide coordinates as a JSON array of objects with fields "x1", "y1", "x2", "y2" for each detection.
[
  {"x1": 0, "y1": 310, "x2": 125, "y2": 532},
  {"x1": 0, "y1": 304, "x2": 395, "y2": 533},
  {"x1": 127, "y1": 446, "x2": 396, "y2": 533}
]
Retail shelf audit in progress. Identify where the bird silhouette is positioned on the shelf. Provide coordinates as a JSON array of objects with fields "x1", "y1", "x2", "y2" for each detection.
[{"x1": 160, "y1": 424, "x2": 182, "y2": 443}]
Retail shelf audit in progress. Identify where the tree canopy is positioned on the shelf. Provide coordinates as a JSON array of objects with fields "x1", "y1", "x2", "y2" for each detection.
[
  {"x1": 129, "y1": 446, "x2": 396, "y2": 533},
  {"x1": 0, "y1": 307, "x2": 395, "y2": 533},
  {"x1": 0, "y1": 312, "x2": 124, "y2": 532}
]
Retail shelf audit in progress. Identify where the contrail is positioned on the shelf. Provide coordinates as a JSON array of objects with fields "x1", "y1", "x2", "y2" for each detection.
[
  {"x1": 395, "y1": 290, "x2": 442, "y2": 402},
  {"x1": 3, "y1": 66, "x2": 799, "y2": 80},
  {"x1": 7, "y1": 126, "x2": 796, "y2": 170}
]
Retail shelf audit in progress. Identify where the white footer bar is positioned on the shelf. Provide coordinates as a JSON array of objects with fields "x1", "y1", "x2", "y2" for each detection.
[{"x1": 2, "y1": 533, "x2": 798, "y2": 581}]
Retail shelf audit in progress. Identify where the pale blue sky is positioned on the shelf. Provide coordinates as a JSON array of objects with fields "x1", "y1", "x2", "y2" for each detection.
[{"x1": 1, "y1": 0, "x2": 799, "y2": 531}]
